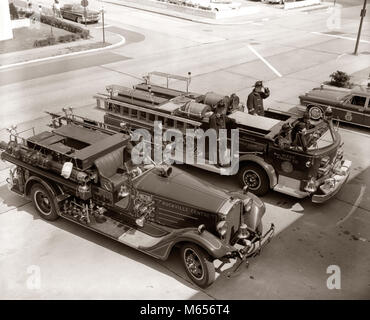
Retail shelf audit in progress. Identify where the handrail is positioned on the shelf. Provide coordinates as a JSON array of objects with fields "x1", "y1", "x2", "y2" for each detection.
[
  {"x1": 146, "y1": 71, "x2": 191, "y2": 93},
  {"x1": 95, "y1": 95, "x2": 202, "y2": 127}
]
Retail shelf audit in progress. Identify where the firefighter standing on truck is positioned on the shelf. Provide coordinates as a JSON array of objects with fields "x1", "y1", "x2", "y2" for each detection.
[{"x1": 246, "y1": 81, "x2": 270, "y2": 116}]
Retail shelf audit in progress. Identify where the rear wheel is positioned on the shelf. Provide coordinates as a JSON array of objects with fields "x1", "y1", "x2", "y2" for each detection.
[
  {"x1": 181, "y1": 243, "x2": 215, "y2": 288},
  {"x1": 76, "y1": 16, "x2": 82, "y2": 24},
  {"x1": 31, "y1": 183, "x2": 59, "y2": 221},
  {"x1": 238, "y1": 164, "x2": 269, "y2": 196},
  {"x1": 308, "y1": 105, "x2": 324, "y2": 120}
]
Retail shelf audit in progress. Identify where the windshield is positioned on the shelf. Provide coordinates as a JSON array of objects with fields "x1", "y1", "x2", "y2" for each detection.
[
  {"x1": 303, "y1": 121, "x2": 336, "y2": 151},
  {"x1": 306, "y1": 127, "x2": 334, "y2": 150}
]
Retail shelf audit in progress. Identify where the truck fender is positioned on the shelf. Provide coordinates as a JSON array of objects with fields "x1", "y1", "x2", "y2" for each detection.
[
  {"x1": 239, "y1": 154, "x2": 278, "y2": 188},
  {"x1": 148, "y1": 229, "x2": 231, "y2": 261},
  {"x1": 25, "y1": 176, "x2": 62, "y2": 213}
]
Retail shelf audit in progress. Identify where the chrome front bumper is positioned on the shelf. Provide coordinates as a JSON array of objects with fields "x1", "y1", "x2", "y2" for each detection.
[
  {"x1": 220, "y1": 223, "x2": 275, "y2": 278},
  {"x1": 312, "y1": 159, "x2": 352, "y2": 203}
]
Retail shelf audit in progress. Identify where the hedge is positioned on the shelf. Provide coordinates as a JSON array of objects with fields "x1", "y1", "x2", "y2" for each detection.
[
  {"x1": 33, "y1": 33, "x2": 82, "y2": 47},
  {"x1": 34, "y1": 37, "x2": 56, "y2": 47},
  {"x1": 157, "y1": 0, "x2": 212, "y2": 10},
  {"x1": 33, "y1": 14, "x2": 89, "y2": 48},
  {"x1": 39, "y1": 14, "x2": 90, "y2": 39}
]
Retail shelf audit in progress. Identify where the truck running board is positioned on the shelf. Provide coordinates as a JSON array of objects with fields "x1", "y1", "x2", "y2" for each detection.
[
  {"x1": 273, "y1": 175, "x2": 309, "y2": 198},
  {"x1": 60, "y1": 213, "x2": 166, "y2": 253}
]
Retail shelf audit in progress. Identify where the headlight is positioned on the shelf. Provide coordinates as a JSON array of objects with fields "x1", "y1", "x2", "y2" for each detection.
[
  {"x1": 304, "y1": 177, "x2": 317, "y2": 193},
  {"x1": 216, "y1": 221, "x2": 228, "y2": 237},
  {"x1": 320, "y1": 156, "x2": 330, "y2": 167},
  {"x1": 244, "y1": 199, "x2": 253, "y2": 213}
]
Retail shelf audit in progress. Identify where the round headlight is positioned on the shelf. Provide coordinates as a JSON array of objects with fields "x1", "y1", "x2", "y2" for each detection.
[{"x1": 216, "y1": 221, "x2": 228, "y2": 237}]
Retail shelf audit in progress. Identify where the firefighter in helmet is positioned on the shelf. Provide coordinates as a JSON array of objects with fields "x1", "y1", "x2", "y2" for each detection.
[{"x1": 246, "y1": 81, "x2": 270, "y2": 116}]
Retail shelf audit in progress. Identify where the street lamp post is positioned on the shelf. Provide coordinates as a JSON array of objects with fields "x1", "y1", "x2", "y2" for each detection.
[{"x1": 354, "y1": 0, "x2": 368, "y2": 55}]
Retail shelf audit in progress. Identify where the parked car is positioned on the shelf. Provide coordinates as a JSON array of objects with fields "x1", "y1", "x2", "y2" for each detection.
[
  {"x1": 60, "y1": 4, "x2": 100, "y2": 24},
  {"x1": 299, "y1": 86, "x2": 370, "y2": 128}
]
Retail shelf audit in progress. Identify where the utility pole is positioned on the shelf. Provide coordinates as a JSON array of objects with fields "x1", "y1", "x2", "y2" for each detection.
[
  {"x1": 354, "y1": 0, "x2": 367, "y2": 55},
  {"x1": 84, "y1": 5, "x2": 87, "y2": 27},
  {"x1": 102, "y1": 4, "x2": 105, "y2": 44}
]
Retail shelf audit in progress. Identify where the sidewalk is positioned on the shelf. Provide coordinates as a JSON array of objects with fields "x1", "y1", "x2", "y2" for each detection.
[
  {"x1": 103, "y1": 0, "x2": 333, "y2": 25},
  {"x1": 0, "y1": 25, "x2": 123, "y2": 67},
  {"x1": 103, "y1": 0, "x2": 282, "y2": 24}
]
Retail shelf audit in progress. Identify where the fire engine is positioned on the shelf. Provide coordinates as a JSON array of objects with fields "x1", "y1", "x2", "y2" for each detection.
[
  {"x1": 0, "y1": 109, "x2": 274, "y2": 288},
  {"x1": 95, "y1": 71, "x2": 352, "y2": 203}
]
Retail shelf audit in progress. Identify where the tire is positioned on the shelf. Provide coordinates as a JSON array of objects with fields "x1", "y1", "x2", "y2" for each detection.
[
  {"x1": 76, "y1": 17, "x2": 82, "y2": 24},
  {"x1": 181, "y1": 243, "x2": 215, "y2": 288},
  {"x1": 238, "y1": 164, "x2": 269, "y2": 196},
  {"x1": 31, "y1": 183, "x2": 59, "y2": 221},
  {"x1": 308, "y1": 105, "x2": 324, "y2": 120}
]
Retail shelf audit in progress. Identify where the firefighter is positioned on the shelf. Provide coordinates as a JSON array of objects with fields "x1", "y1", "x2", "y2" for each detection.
[
  {"x1": 209, "y1": 104, "x2": 236, "y2": 166},
  {"x1": 291, "y1": 112, "x2": 314, "y2": 150},
  {"x1": 276, "y1": 123, "x2": 292, "y2": 149},
  {"x1": 246, "y1": 81, "x2": 270, "y2": 116},
  {"x1": 209, "y1": 104, "x2": 227, "y2": 134}
]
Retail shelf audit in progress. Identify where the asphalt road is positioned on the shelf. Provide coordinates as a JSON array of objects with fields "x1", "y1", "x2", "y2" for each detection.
[{"x1": 0, "y1": 1, "x2": 369, "y2": 299}]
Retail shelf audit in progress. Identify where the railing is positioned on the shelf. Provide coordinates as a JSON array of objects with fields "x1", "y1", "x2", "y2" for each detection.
[
  {"x1": 6, "y1": 127, "x2": 36, "y2": 146},
  {"x1": 146, "y1": 71, "x2": 192, "y2": 93},
  {"x1": 95, "y1": 94, "x2": 202, "y2": 132},
  {"x1": 45, "y1": 109, "x2": 120, "y2": 135}
]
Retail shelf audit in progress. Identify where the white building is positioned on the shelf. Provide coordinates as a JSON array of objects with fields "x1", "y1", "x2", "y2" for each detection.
[{"x1": 0, "y1": 0, "x2": 13, "y2": 41}]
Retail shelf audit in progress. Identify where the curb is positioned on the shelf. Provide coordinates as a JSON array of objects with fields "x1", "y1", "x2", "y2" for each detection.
[{"x1": 0, "y1": 34, "x2": 126, "y2": 71}]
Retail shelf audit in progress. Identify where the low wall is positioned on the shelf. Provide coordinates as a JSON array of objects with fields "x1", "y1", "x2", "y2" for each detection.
[{"x1": 11, "y1": 18, "x2": 30, "y2": 29}]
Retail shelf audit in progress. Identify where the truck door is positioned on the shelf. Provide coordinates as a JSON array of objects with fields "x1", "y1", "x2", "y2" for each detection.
[
  {"x1": 268, "y1": 144, "x2": 313, "y2": 181},
  {"x1": 363, "y1": 97, "x2": 370, "y2": 127}
]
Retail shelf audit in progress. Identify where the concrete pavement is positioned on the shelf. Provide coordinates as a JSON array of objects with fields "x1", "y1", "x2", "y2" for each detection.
[{"x1": 0, "y1": 0, "x2": 369, "y2": 299}]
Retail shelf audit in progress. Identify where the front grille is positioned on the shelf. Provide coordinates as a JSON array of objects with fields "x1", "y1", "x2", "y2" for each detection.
[{"x1": 225, "y1": 200, "x2": 242, "y2": 244}]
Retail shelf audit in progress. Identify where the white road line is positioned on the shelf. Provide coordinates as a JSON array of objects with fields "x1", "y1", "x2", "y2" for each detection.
[
  {"x1": 336, "y1": 184, "x2": 366, "y2": 226},
  {"x1": 311, "y1": 31, "x2": 370, "y2": 44},
  {"x1": 247, "y1": 45, "x2": 282, "y2": 78},
  {"x1": 0, "y1": 35, "x2": 126, "y2": 71},
  {"x1": 95, "y1": 25, "x2": 112, "y2": 29}
]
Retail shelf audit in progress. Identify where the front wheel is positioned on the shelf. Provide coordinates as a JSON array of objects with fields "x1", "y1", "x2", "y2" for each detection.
[
  {"x1": 308, "y1": 105, "x2": 324, "y2": 120},
  {"x1": 181, "y1": 243, "x2": 215, "y2": 288},
  {"x1": 238, "y1": 164, "x2": 269, "y2": 196},
  {"x1": 76, "y1": 17, "x2": 82, "y2": 24},
  {"x1": 31, "y1": 183, "x2": 59, "y2": 221}
]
